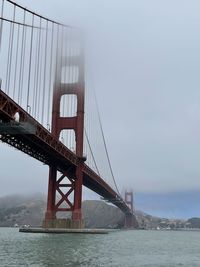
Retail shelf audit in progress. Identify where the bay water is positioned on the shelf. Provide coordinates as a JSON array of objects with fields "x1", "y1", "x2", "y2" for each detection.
[{"x1": 0, "y1": 228, "x2": 200, "y2": 267}]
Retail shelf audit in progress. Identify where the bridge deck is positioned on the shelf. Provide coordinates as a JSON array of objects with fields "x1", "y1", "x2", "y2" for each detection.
[{"x1": 0, "y1": 90, "x2": 131, "y2": 215}]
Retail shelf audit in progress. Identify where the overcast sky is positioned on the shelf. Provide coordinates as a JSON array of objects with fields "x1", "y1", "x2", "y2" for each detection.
[{"x1": 1, "y1": 0, "x2": 200, "y2": 199}]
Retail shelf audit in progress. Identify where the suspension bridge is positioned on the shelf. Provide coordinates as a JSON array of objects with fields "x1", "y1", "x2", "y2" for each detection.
[{"x1": 0, "y1": 0, "x2": 138, "y2": 229}]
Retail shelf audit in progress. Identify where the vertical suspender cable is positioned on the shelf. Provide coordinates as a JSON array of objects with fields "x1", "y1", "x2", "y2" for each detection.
[
  {"x1": 13, "y1": 24, "x2": 20, "y2": 100},
  {"x1": 18, "y1": 9, "x2": 26, "y2": 105},
  {"x1": 62, "y1": 29, "x2": 67, "y2": 144},
  {"x1": 5, "y1": 18, "x2": 12, "y2": 93},
  {"x1": 62, "y1": 28, "x2": 66, "y2": 145},
  {"x1": 27, "y1": 13, "x2": 34, "y2": 113},
  {"x1": 47, "y1": 22, "x2": 54, "y2": 130},
  {"x1": 54, "y1": 24, "x2": 60, "y2": 90},
  {"x1": 33, "y1": 24, "x2": 39, "y2": 117},
  {"x1": 6, "y1": 4, "x2": 15, "y2": 94},
  {"x1": 60, "y1": 26, "x2": 64, "y2": 142},
  {"x1": 7, "y1": 4, "x2": 15, "y2": 96},
  {"x1": 66, "y1": 29, "x2": 71, "y2": 148},
  {"x1": 70, "y1": 29, "x2": 73, "y2": 150},
  {"x1": 41, "y1": 20, "x2": 48, "y2": 125},
  {"x1": 37, "y1": 18, "x2": 44, "y2": 121},
  {"x1": 20, "y1": 16, "x2": 27, "y2": 106},
  {"x1": 42, "y1": 20, "x2": 48, "y2": 124},
  {"x1": 67, "y1": 28, "x2": 69, "y2": 146},
  {"x1": 0, "y1": 0, "x2": 4, "y2": 90},
  {"x1": 62, "y1": 28, "x2": 67, "y2": 118},
  {"x1": 0, "y1": 0, "x2": 4, "y2": 53},
  {"x1": 34, "y1": 17, "x2": 41, "y2": 119}
]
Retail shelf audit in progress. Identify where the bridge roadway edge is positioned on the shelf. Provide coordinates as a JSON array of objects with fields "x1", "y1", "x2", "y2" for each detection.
[{"x1": 0, "y1": 89, "x2": 134, "y2": 218}]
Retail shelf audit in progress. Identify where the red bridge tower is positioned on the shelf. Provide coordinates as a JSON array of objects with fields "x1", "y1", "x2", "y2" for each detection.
[
  {"x1": 43, "y1": 38, "x2": 85, "y2": 229},
  {"x1": 124, "y1": 190, "x2": 138, "y2": 229}
]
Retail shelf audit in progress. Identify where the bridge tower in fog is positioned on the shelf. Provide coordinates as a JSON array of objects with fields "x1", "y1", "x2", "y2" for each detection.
[
  {"x1": 0, "y1": 0, "x2": 138, "y2": 230},
  {"x1": 44, "y1": 37, "x2": 85, "y2": 228},
  {"x1": 124, "y1": 190, "x2": 138, "y2": 228}
]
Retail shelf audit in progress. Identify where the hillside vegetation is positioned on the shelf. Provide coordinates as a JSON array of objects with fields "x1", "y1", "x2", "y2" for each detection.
[{"x1": 0, "y1": 194, "x2": 199, "y2": 229}]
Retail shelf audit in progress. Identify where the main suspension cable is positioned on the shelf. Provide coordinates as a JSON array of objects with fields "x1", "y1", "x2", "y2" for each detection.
[
  {"x1": 94, "y1": 91, "x2": 120, "y2": 195},
  {"x1": 84, "y1": 128, "x2": 100, "y2": 176}
]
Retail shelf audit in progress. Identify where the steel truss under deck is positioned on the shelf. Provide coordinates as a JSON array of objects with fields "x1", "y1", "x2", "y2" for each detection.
[{"x1": 0, "y1": 89, "x2": 132, "y2": 215}]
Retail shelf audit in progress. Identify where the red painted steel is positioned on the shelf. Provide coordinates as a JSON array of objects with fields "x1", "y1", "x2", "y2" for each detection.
[
  {"x1": 0, "y1": 0, "x2": 138, "y2": 229},
  {"x1": 124, "y1": 190, "x2": 138, "y2": 228},
  {"x1": 0, "y1": 89, "x2": 132, "y2": 215},
  {"x1": 44, "y1": 43, "x2": 86, "y2": 226},
  {"x1": 125, "y1": 191, "x2": 134, "y2": 212}
]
